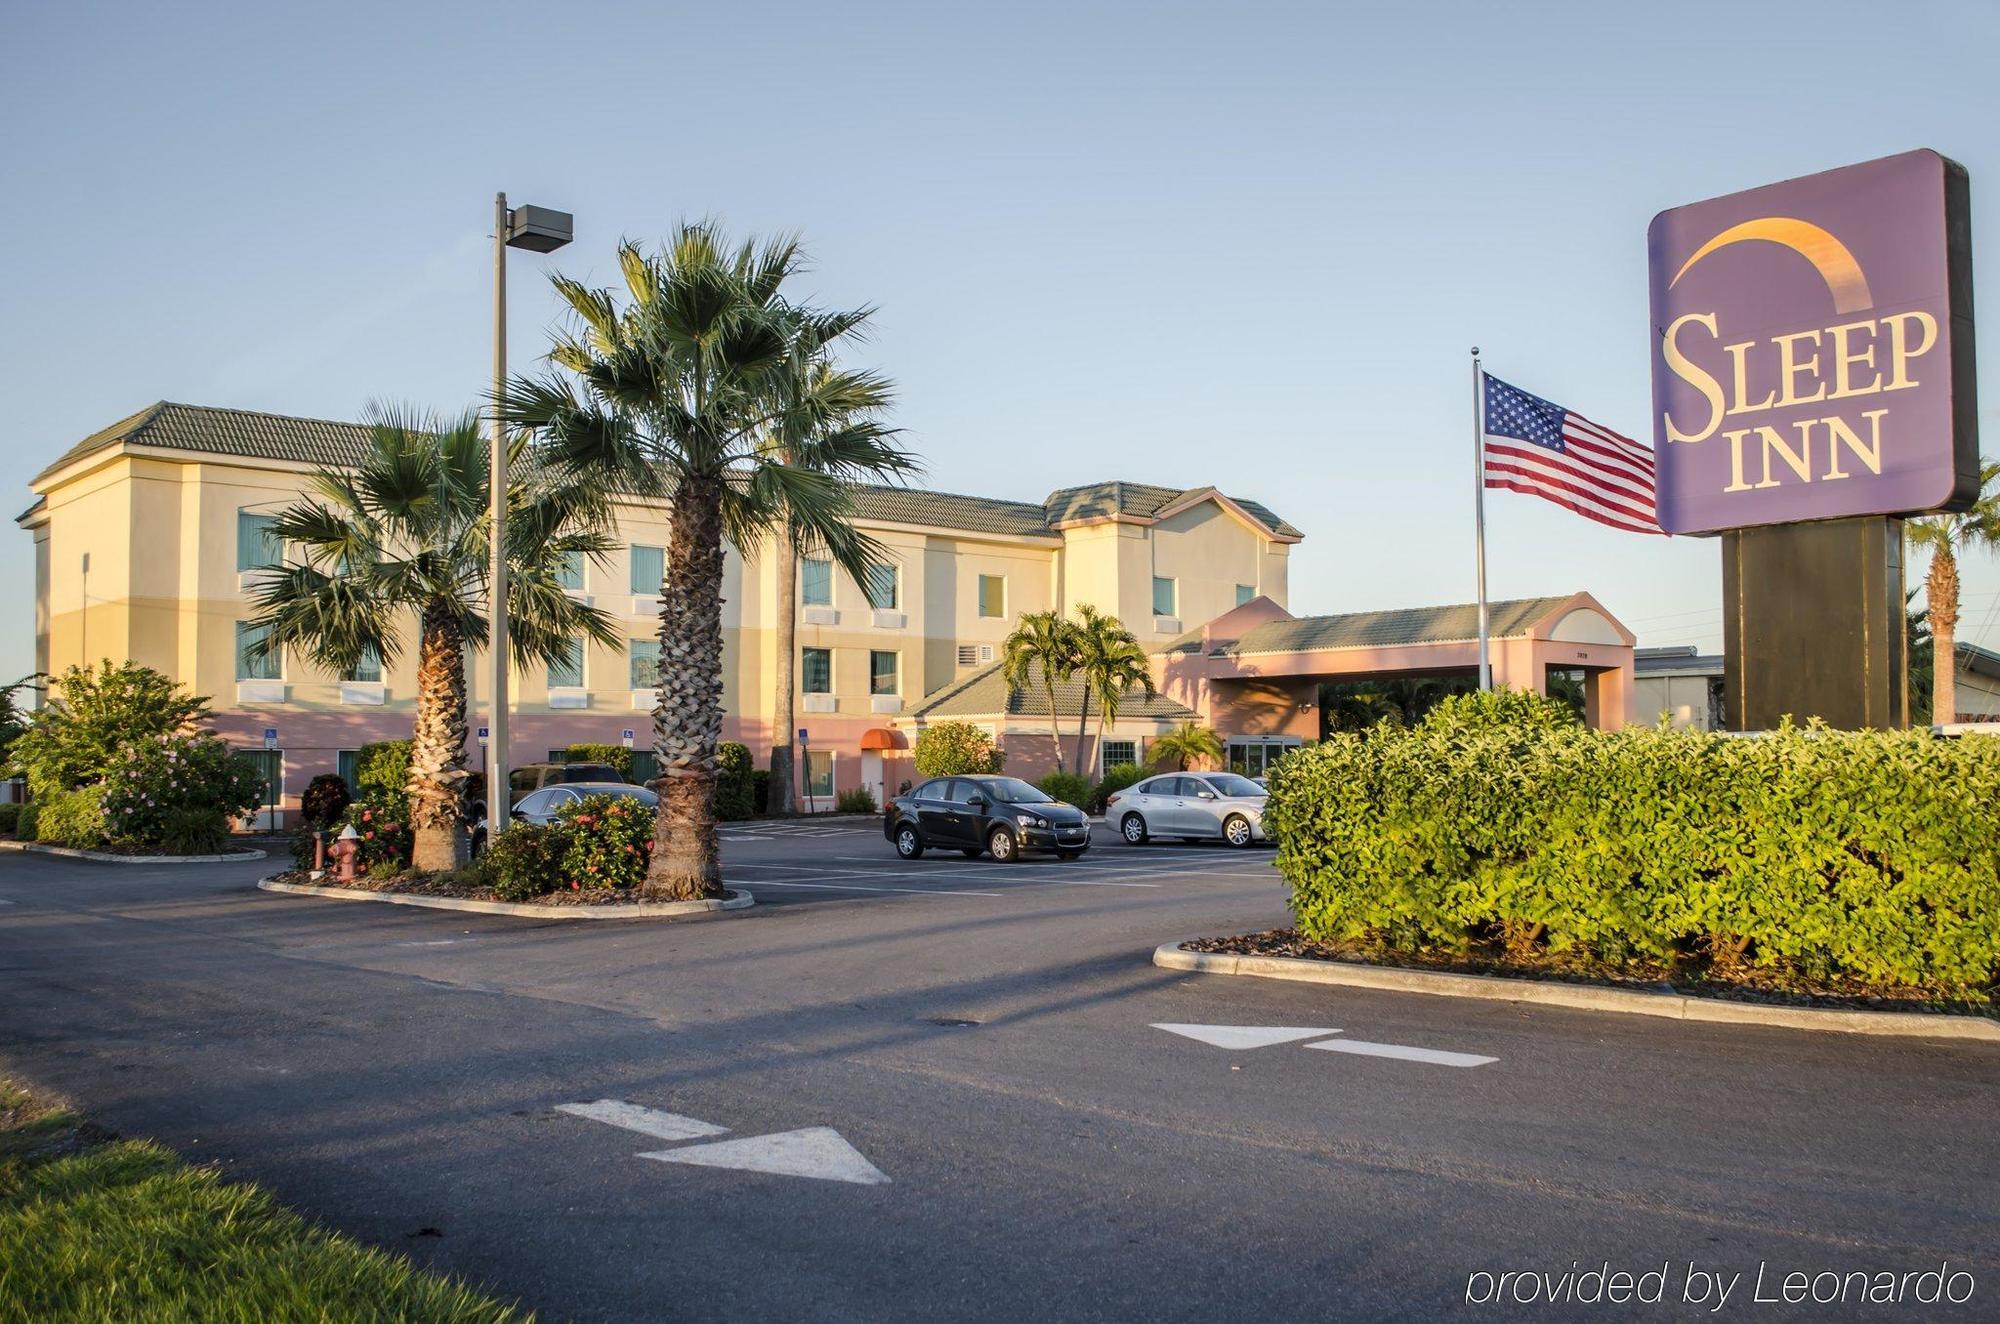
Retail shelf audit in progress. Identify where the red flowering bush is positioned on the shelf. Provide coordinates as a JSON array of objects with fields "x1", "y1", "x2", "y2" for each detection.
[
  {"x1": 556, "y1": 793, "x2": 654, "y2": 890},
  {"x1": 334, "y1": 800, "x2": 415, "y2": 874}
]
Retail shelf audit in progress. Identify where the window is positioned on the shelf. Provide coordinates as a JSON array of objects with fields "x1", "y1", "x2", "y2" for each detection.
[
  {"x1": 336, "y1": 749, "x2": 360, "y2": 789},
  {"x1": 236, "y1": 622, "x2": 279, "y2": 680},
  {"x1": 629, "y1": 639, "x2": 660, "y2": 689},
  {"x1": 1152, "y1": 577, "x2": 1178, "y2": 617},
  {"x1": 802, "y1": 558, "x2": 833, "y2": 606},
  {"x1": 548, "y1": 638, "x2": 584, "y2": 689},
  {"x1": 236, "y1": 511, "x2": 282, "y2": 573},
  {"x1": 864, "y1": 562, "x2": 898, "y2": 610},
  {"x1": 870, "y1": 650, "x2": 899, "y2": 695},
  {"x1": 629, "y1": 545, "x2": 664, "y2": 595},
  {"x1": 978, "y1": 574, "x2": 1006, "y2": 618},
  {"x1": 1101, "y1": 739, "x2": 1137, "y2": 771},
  {"x1": 345, "y1": 645, "x2": 381, "y2": 684},
  {"x1": 805, "y1": 749, "x2": 835, "y2": 799},
  {"x1": 241, "y1": 748, "x2": 282, "y2": 808},
  {"x1": 556, "y1": 552, "x2": 584, "y2": 592},
  {"x1": 801, "y1": 647, "x2": 832, "y2": 694},
  {"x1": 1236, "y1": 583, "x2": 1255, "y2": 607}
]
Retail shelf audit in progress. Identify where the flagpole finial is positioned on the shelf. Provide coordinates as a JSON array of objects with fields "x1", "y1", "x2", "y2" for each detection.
[{"x1": 1470, "y1": 346, "x2": 1480, "y2": 356}]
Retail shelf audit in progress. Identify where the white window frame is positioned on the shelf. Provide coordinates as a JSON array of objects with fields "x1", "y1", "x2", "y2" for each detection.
[
  {"x1": 868, "y1": 649, "x2": 900, "y2": 697},
  {"x1": 1152, "y1": 576, "x2": 1178, "y2": 617},
  {"x1": 1100, "y1": 738, "x2": 1139, "y2": 773},
  {"x1": 628, "y1": 638, "x2": 660, "y2": 690},
  {"x1": 977, "y1": 574, "x2": 1007, "y2": 619},
  {"x1": 629, "y1": 544, "x2": 664, "y2": 596},
  {"x1": 804, "y1": 748, "x2": 837, "y2": 800},
  {"x1": 863, "y1": 561, "x2": 899, "y2": 611},
  {"x1": 802, "y1": 558, "x2": 834, "y2": 607},
  {"x1": 235, "y1": 621, "x2": 282, "y2": 681},
  {"x1": 548, "y1": 637, "x2": 586, "y2": 690},
  {"x1": 801, "y1": 646, "x2": 833, "y2": 695}
]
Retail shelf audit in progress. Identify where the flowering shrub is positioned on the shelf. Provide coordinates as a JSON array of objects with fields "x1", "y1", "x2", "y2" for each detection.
[
  {"x1": 487, "y1": 823, "x2": 563, "y2": 901},
  {"x1": 100, "y1": 733, "x2": 262, "y2": 851},
  {"x1": 335, "y1": 800, "x2": 415, "y2": 874},
  {"x1": 557, "y1": 793, "x2": 654, "y2": 890}
]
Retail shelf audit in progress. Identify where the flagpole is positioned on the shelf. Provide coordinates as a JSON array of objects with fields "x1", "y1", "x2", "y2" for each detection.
[{"x1": 1471, "y1": 347, "x2": 1491, "y2": 691}]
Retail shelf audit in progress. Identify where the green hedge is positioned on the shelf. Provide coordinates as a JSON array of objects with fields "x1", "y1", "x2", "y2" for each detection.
[
  {"x1": 716, "y1": 742, "x2": 755, "y2": 821},
  {"x1": 1036, "y1": 771, "x2": 1090, "y2": 809},
  {"x1": 562, "y1": 743, "x2": 635, "y2": 778},
  {"x1": 1264, "y1": 712, "x2": 2000, "y2": 995}
]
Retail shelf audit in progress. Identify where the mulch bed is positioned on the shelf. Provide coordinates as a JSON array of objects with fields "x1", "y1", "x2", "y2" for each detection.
[
  {"x1": 1181, "y1": 929, "x2": 1997, "y2": 1019},
  {"x1": 271, "y1": 870, "x2": 716, "y2": 907}
]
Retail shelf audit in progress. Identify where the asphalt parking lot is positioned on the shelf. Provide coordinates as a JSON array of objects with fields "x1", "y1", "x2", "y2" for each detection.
[{"x1": 3, "y1": 826, "x2": 1997, "y2": 1321}]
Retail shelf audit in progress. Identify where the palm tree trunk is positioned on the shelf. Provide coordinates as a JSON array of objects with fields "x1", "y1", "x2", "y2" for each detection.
[
  {"x1": 1073, "y1": 682, "x2": 1093, "y2": 775},
  {"x1": 1930, "y1": 547, "x2": 1960, "y2": 724},
  {"x1": 768, "y1": 531, "x2": 797, "y2": 818},
  {"x1": 407, "y1": 600, "x2": 468, "y2": 872},
  {"x1": 1044, "y1": 678, "x2": 1065, "y2": 774},
  {"x1": 646, "y1": 474, "x2": 727, "y2": 899}
]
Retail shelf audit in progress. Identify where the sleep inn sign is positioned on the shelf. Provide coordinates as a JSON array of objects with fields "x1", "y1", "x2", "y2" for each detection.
[{"x1": 1648, "y1": 149, "x2": 1980, "y2": 534}]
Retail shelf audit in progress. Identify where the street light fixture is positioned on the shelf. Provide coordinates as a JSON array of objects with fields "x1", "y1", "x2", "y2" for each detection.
[{"x1": 488, "y1": 192, "x2": 573, "y2": 846}]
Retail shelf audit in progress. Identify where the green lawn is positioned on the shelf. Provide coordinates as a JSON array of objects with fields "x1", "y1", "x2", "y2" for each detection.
[{"x1": 0, "y1": 1078, "x2": 529, "y2": 1323}]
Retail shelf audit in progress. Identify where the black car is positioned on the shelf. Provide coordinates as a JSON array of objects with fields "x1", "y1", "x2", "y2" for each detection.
[{"x1": 884, "y1": 775, "x2": 1092, "y2": 862}]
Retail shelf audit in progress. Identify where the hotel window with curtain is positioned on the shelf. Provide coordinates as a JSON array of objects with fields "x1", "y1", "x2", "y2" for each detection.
[
  {"x1": 869, "y1": 650, "x2": 899, "y2": 695},
  {"x1": 977, "y1": 574, "x2": 1006, "y2": 618},
  {"x1": 629, "y1": 545, "x2": 664, "y2": 595},
  {"x1": 236, "y1": 511, "x2": 282, "y2": 573},
  {"x1": 864, "y1": 562, "x2": 899, "y2": 610},
  {"x1": 556, "y1": 552, "x2": 584, "y2": 592},
  {"x1": 548, "y1": 638, "x2": 584, "y2": 689},
  {"x1": 802, "y1": 558, "x2": 833, "y2": 606},
  {"x1": 344, "y1": 645, "x2": 381, "y2": 683},
  {"x1": 801, "y1": 647, "x2": 832, "y2": 694},
  {"x1": 805, "y1": 749, "x2": 835, "y2": 799},
  {"x1": 1152, "y1": 577, "x2": 1178, "y2": 616},
  {"x1": 628, "y1": 639, "x2": 660, "y2": 689},
  {"x1": 235, "y1": 622, "x2": 279, "y2": 680},
  {"x1": 1235, "y1": 583, "x2": 1255, "y2": 606}
]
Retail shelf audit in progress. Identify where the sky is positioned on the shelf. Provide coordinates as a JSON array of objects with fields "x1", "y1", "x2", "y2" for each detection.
[{"x1": 4, "y1": 0, "x2": 1999, "y2": 682}]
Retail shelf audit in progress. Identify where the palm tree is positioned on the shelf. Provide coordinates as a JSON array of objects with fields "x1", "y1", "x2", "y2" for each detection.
[
  {"x1": 1069, "y1": 604, "x2": 1154, "y2": 772},
  {"x1": 1907, "y1": 457, "x2": 2000, "y2": 724},
  {"x1": 768, "y1": 318, "x2": 912, "y2": 819},
  {"x1": 1150, "y1": 720, "x2": 1222, "y2": 771},
  {"x1": 504, "y1": 226, "x2": 910, "y2": 899},
  {"x1": 246, "y1": 409, "x2": 618, "y2": 871},
  {"x1": 1002, "y1": 611, "x2": 1079, "y2": 774}
]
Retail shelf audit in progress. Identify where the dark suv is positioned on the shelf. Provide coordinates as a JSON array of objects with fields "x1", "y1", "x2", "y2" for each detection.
[{"x1": 884, "y1": 775, "x2": 1092, "y2": 863}]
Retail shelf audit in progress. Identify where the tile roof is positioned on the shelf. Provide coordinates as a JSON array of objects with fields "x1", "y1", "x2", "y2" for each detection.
[
  {"x1": 32, "y1": 402, "x2": 1299, "y2": 542},
  {"x1": 1182, "y1": 596, "x2": 1577, "y2": 656},
  {"x1": 909, "y1": 659, "x2": 1197, "y2": 722}
]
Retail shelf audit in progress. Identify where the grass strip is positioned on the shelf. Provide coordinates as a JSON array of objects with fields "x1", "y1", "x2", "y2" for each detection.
[{"x1": 0, "y1": 1078, "x2": 529, "y2": 1323}]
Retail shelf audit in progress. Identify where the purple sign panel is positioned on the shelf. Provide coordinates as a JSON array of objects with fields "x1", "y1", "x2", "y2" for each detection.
[{"x1": 1648, "y1": 150, "x2": 1978, "y2": 534}]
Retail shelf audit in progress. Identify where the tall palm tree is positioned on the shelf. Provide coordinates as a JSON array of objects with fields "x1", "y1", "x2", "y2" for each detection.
[
  {"x1": 768, "y1": 317, "x2": 912, "y2": 819},
  {"x1": 246, "y1": 409, "x2": 618, "y2": 871},
  {"x1": 1907, "y1": 457, "x2": 2000, "y2": 724},
  {"x1": 1069, "y1": 604, "x2": 1154, "y2": 772},
  {"x1": 1150, "y1": 720, "x2": 1222, "y2": 771},
  {"x1": 504, "y1": 226, "x2": 910, "y2": 899},
  {"x1": 1002, "y1": 611, "x2": 1079, "y2": 774}
]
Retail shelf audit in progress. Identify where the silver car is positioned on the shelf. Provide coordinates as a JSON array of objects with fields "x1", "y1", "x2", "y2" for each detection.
[
  {"x1": 511, "y1": 780, "x2": 656, "y2": 826},
  {"x1": 1105, "y1": 772, "x2": 1268, "y2": 848}
]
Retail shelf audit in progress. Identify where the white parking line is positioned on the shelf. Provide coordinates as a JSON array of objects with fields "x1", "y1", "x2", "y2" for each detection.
[{"x1": 733, "y1": 880, "x2": 1002, "y2": 898}]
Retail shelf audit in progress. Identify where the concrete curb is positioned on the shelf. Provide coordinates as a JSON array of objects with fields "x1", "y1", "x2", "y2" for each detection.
[
  {"x1": 258, "y1": 876, "x2": 754, "y2": 920},
  {"x1": 0, "y1": 840, "x2": 268, "y2": 864},
  {"x1": 1152, "y1": 942, "x2": 2000, "y2": 1042}
]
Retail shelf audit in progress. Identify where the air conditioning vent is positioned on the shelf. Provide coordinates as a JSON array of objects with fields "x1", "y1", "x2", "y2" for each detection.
[{"x1": 957, "y1": 645, "x2": 977, "y2": 666}]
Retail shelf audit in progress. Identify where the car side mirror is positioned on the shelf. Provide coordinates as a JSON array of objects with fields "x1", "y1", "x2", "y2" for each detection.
[
  {"x1": 967, "y1": 796, "x2": 987, "y2": 809},
  {"x1": 1198, "y1": 790, "x2": 1217, "y2": 800},
  {"x1": 510, "y1": 808, "x2": 528, "y2": 821}
]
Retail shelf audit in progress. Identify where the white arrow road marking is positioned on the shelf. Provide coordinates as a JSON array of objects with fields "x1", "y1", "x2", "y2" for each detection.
[
  {"x1": 556, "y1": 1099, "x2": 730, "y2": 1141},
  {"x1": 639, "y1": 1127, "x2": 891, "y2": 1185},
  {"x1": 1304, "y1": 1039, "x2": 1497, "y2": 1068},
  {"x1": 1151, "y1": 1023, "x2": 1342, "y2": 1050}
]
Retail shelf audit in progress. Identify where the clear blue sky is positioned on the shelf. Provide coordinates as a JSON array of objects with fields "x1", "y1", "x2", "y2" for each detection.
[{"x1": 5, "y1": 0, "x2": 1999, "y2": 681}]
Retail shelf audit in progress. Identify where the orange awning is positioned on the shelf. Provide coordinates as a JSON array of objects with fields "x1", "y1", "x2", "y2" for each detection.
[{"x1": 859, "y1": 728, "x2": 908, "y2": 751}]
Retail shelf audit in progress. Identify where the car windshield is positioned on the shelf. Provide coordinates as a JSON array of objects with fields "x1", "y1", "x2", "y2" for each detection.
[
  {"x1": 1202, "y1": 774, "x2": 1266, "y2": 798},
  {"x1": 980, "y1": 777, "x2": 1054, "y2": 804}
]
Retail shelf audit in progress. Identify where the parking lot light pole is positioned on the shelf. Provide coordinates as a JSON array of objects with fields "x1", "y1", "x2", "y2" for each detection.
[{"x1": 487, "y1": 193, "x2": 573, "y2": 844}]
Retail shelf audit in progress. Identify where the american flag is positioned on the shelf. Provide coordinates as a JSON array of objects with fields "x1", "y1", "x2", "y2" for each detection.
[{"x1": 1481, "y1": 373, "x2": 1662, "y2": 535}]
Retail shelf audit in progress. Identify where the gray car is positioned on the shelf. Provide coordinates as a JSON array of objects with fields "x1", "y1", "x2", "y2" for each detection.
[
  {"x1": 1105, "y1": 772, "x2": 1268, "y2": 847},
  {"x1": 511, "y1": 780, "x2": 656, "y2": 826}
]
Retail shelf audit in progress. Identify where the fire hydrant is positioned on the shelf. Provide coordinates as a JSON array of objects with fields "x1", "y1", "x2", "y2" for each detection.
[{"x1": 332, "y1": 823, "x2": 363, "y2": 883}]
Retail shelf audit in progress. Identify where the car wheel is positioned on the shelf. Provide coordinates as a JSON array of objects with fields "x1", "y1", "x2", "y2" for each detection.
[
  {"x1": 960, "y1": 848, "x2": 983, "y2": 858},
  {"x1": 895, "y1": 825, "x2": 924, "y2": 859},
  {"x1": 987, "y1": 827, "x2": 1019, "y2": 863},
  {"x1": 1120, "y1": 813, "x2": 1148, "y2": 845},
  {"x1": 1223, "y1": 814, "x2": 1254, "y2": 848}
]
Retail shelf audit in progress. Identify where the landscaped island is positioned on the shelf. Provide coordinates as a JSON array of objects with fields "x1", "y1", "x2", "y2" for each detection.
[{"x1": 1217, "y1": 690, "x2": 2000, "y2": 1017}]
